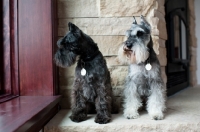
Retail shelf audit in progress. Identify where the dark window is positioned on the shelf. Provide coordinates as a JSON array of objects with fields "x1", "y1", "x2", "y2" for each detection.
[{"x1": 165, "y1": 0, "x2": 190, "y2": 96}]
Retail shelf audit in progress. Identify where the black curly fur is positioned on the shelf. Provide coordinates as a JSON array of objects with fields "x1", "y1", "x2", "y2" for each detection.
[{"x1": 54, "y1": 22, "x2": 118, "y2": 124}]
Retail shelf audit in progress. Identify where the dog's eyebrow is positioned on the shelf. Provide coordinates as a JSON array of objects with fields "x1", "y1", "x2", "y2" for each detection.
[
  {"x1": 131, "y1": 27, "x2": 145, "y2": 36},
  {"x1": 125, "y1": 30, "x2": 131, "y2": 37}
]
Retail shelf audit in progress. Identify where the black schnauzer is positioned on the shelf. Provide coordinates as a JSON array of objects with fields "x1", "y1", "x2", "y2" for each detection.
[{"x1": 54, "y1": 22, "x2": 117, "y2": 124}]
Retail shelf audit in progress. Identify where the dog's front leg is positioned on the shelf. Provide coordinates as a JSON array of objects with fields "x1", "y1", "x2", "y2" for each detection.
[
  {"x1": 123, "y1": 76, "x2": 142, "y2": 119},
  {"x1": 94, "y1": 85, "x2": 112, "y2": 124},
  {"x1": 69, "y1": 79, "x2": 87, "y2": 122},
  {"x1": 147, "y1": 79, "x2": 166, "y2": 120}
]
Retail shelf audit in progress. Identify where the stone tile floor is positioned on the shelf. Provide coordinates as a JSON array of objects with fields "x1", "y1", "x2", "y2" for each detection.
[{"x1": 45, "y1": 86, "x2": 200, "y2": 132}]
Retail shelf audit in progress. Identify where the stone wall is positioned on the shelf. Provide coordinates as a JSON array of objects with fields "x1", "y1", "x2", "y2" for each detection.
[
  {"x1": 188, "y1": 0, "x2": 197, "y2": 86},
  {"x1": 57, "y1": 0, "x2": 167, "y2": 109}
]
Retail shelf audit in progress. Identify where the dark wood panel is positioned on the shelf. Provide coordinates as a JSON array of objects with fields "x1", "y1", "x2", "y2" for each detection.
[
  {"x1": 10, "y1": 0, "x2": 19, "y2": 95},
  {"x1": 52, "y1": 0, "x2": 59, "y2": 95},
  {"x1": 0, "y1": 0, "x2": 3, "y2": 93},
  {"x1": 2, "y1": 0, "x2": 11, "y2": 94},
  {"x1": 18, "y1": 0, "x2": 55, "y2": 95},
  {"x1": 0, "y1": 96, "x2": 61, "y2": 132},
  {"x1": 0, "y1": 0, "x2": 19, "y2": 101}
]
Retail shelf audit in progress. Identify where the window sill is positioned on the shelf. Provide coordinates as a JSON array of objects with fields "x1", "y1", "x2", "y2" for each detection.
[
  {"x1": 0, "y1": 96, "x2": 61, "y2": 132},
  {"x1": 0, "y1": 94, "x2": 19, "y2": 103}
]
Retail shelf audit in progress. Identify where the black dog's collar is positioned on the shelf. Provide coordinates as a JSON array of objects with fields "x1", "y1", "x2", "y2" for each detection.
[
  {"x1": 80, "y1": 50, "x2": 100, "y2": 76},
  {"x1": 145, "y1": 47, "x2": 151, "y2": 64},
  {"x1": 145, "y1": 56, "x2": 150, "y2": 65},
  {"x1": 81, "y1": 50, "x2": 100, "y2": 62},
  {"x1": 144, "y1": 48, "x2": 152, "y2": 70}
]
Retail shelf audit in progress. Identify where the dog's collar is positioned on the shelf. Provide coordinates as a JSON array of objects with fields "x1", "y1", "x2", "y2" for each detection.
[
  {"x1": 144, "y1": 48, "x2": 152, "y2": 70},
  {"x1": 145, "y1": 47, "x2": 151, "y2": 63},
  {"x1": 81, "y1": 50, "x2": 100, "y2": 62},
  {"x1": 80, "y1": 50, "x2": 100, "y2": 76},
  {"x1": 145, "y1": 57, "x2": 150, "y2": 64}
]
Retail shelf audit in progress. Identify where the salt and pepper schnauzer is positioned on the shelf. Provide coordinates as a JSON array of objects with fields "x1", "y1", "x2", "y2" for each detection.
[
  {"x1": 118, "y1": 16, "x2": 166, "y2": 120},
  {"x1": 54, "y1": 22, "x2": 117, "y2": 124}
]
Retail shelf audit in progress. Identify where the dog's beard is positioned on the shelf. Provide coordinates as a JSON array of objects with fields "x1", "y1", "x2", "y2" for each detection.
[
  {"x1": 117, "y1": 43, "x2": 149, "y2": 65},
  {"x1": 133, "y1": 43, "x2": 149, "y2": 64},
  {"x1": 54, "y1": 49, "x2": 77, "y2": 67},
  {"x1": 117, "y1": 44, "x2": 136, "y2": 65}
]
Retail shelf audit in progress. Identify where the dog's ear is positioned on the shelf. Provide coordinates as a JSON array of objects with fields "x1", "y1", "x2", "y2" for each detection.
[
  {"x1": 140, "y1": 15, "x2": 151, "y2": 32},
  {"x1": 68, "y1": 22, "x2": 80, "y2": 32},
  {"x1": 130, "y1": 16, "x2": 139, "y2": 30},
  {"x1": 132, "y1": 16, "x2": 137, "y2": 24}
]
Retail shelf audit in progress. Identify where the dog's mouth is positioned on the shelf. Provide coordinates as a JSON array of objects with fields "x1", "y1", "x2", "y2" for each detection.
[
  {"x1": 123, "y1": 45, "x2": 136, "y2": 63},
  {"x1": 123, "y1": 45, "x2": 132, "y2": 52},
  {"x1": 123, "y1": 45, "x2": 134, "y2": 56}
]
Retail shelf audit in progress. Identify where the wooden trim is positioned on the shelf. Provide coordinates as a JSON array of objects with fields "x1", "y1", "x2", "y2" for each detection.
[
  {"x1": 0, "y1": 0, "x2": 19, "y2": 102},
  {"x1": 2, "y1": 0, "x2": 12, "y2": 94},
  {"x1": 0, "y1": 0, "x2": 3, "y2": 94},
  {"x1": 52, "y1": 0, "x2": 59, "y2": 95},
  {"x1": 10, "y1": 0, "x2": 19, "y2": 96},
  {"x1": 0, "y1": 94, "x2": 19, "y2": 103}
]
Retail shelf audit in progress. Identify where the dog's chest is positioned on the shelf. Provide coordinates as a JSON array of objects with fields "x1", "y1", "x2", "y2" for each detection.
[
  {"x1": 82, "y1": 84, "x2": 96, "y2": 102},
  {"x1": 129, "y1": 64, "x2": 158, "y2": 96},
  {"x1": 129, "y1": 63, "x2": 158, "y2": 78},
  {"x1": 75, "y1": 56, "x2": 110, "y2": 102},
  {"x1": 76, "y1": 62, "x2": 106, "y2": 102},
  {"x1": 79, "y1": 70, "x2": 98, "y2": 102}
]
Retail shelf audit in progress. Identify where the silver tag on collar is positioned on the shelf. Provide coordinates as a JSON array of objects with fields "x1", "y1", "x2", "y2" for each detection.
[
  {"x1": 145, "y1": 63, "x2": 152, "y2": 71},
  {"x1": 81, "y1": 68, "x2": 86, "y2": 76}
]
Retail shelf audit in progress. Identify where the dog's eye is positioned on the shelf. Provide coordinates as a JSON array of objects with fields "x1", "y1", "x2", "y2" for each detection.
[{"x1": 137, "y1": 31, "x2": 144, "y2": 37}]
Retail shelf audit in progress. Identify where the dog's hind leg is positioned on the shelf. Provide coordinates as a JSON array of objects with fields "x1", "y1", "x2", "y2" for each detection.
[
  {"x1": 94, "y1": 85, "x2": 112, "y2": 124},
  {"x1": 147, "y1": 79, "x2": 166, "y2": 120}
]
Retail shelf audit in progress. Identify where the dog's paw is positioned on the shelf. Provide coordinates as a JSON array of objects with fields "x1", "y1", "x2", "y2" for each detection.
[
  {"x1": 95, "y1": 115, "x2": 111, "y2": 124},
  {"x1": 69, "y1": 114, "x2": 87, "y2": 122},
  {"x1": 124, "y1": 111, "x2": 139, "y2": 119},
  {"x1": 149, "y1": 112, "x2": 164, "y2": 120}
]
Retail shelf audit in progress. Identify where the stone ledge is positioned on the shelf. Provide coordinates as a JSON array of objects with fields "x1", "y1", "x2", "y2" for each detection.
[{"x1": 45, "y1": 87, "x2": 200, "y2": 132}]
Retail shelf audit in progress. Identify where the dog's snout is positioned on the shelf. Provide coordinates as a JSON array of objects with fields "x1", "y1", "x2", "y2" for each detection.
[{"x1": 126, "y1": 41, "x2": 132, "y2": 49}]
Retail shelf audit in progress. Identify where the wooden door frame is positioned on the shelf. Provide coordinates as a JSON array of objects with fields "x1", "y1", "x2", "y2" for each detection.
[
  {"x1": 0, "y1": 0, "x2": 19, "y2": 102},
  {"x1": 0, "y1": 0, "x2": 58, "y2": 102}
]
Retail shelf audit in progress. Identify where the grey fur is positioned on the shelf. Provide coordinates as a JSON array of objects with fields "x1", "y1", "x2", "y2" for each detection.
[
  {"x1": 54, "y1": 22, "x2": 118, "y2": 124},
  {"x1": 118, "y1": 16, "x2": 166, "y2": 120}
]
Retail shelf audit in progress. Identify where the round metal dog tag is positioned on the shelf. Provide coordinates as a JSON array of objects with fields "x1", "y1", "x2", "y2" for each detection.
[
  {"x1": 81, "y1": 68, "x2": 86, "y2": 76},
  {"x1": 145, "y1": 63, "x2": 152, "y2": 71}
]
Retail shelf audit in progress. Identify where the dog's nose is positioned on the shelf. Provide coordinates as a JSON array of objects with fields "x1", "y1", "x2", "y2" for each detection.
[{"x1": 126, "y1": 41, "x2": 132, "y2": 49}]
